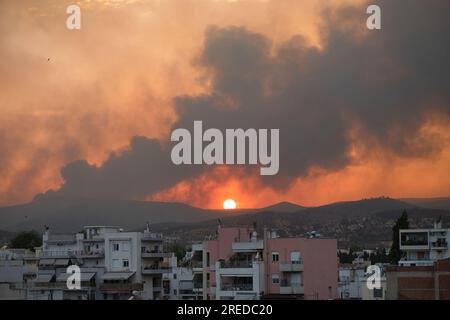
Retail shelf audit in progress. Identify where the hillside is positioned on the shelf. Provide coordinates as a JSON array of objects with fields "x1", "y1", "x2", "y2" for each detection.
[
  {"x1": 152, "y1": 198, "x2": 450, "y2": 248},
  {"x1": 0, "y1": 197, "x2": 302, "y2": 233},
  {"x1": 1, "y1": 196, "x2": 449, "y2": 248}
]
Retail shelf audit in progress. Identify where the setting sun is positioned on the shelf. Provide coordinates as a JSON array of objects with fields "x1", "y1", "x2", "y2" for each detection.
[{"x1": 223, "y1": 199, "x2": 237, "y2": 210}]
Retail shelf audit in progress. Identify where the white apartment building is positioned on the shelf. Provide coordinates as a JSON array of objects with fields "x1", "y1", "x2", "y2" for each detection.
[
  {"x1": 399, "y1": 220, "x2": 450, "y2": 267},
  {"x1": 337, "y1": 265, "x2": 365, "y2": 299},
  {"x1": 28, "y1": 225, "x2": 175, "y2": 300},
  {"x1": 0, "y1": 248, "x2": 38, "y2": 299}
]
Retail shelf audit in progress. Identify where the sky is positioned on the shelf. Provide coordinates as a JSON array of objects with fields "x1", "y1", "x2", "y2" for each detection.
[{"x1": 0, "y1": 0, "x2": 449, "y2": 209}]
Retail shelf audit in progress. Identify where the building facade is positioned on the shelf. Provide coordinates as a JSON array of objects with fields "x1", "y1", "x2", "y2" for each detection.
[
  {"x1": 27, "y1": 225, "x2": 175, "y2": 300},
  {"x1": 399, "y1": 221, "x2": 449, "y2": 267},
  {"x1": 185, "y1": 226, "x2": 337, "y2": 300}
]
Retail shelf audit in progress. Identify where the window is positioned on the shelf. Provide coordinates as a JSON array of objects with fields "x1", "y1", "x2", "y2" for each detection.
[
  {"x1": 122, "y1": 242, "x2": 130, "y2": 252},
  {"x1": 112, "y1": 259, "x2": 120, "y2": 268},
  {"x1": 206, "y1": 252, "x2": 210, "y2": 267},
  {"x1": 113, "y1": 243, "x2": 119, "y2": 251},
  {"x1": 272, "y1": 252, "x2": 279, "y2": 262},
  {"x1": 173, "y1": 273, "x2": 177, "y2": 279},
  {"x1": 272, "y1": 274, "x2": 280, "y2": 284},
  {"x1": 291, "y1": 251, "x2": 301, "y2": 264},
  {"x1": 373, "y1": 288, "x2": 383, "y2": 299},
  {"x1": 123, "y1": 259, "x2": 129, "y2": 267}
]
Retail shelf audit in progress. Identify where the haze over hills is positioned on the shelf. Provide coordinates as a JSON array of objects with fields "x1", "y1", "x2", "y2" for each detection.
[
  {"x1": 0, "y1": 197, "x2": 302, "y2": 233},
  {"x1": 401, "y1": 197, "x2": 450, "y2": 211},
  {"x1": 0, "y1": 196, "x2": 449, "y2": 248},
  {"x1": 152, "y1": 197, "x2": 450, "y2": 248}
]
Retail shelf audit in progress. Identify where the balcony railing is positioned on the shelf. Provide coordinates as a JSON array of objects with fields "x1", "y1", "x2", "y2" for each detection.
[
  {"x1": 280, "y1": 280, "x2": 304, "y2": 294},
  {"x1": 191, "y1": 261, "x2": 203, "y2": 269},
  {"x1": 99, "y1": 282, "x2": 143, "y2": 291},
  {"x1": 232, "y1": 240, "x2": 264, "y2": 252},
  {"x1": 32, "y1": 282, "x2": 95, "y2": 290},
  {"x1": 431, "y1": 241, "x2": 448, "y2": 248},
  {"x1": 221, "y1": 283, "x2": 253, "y2": 291},
  {"x1": 141, "y1": 252, "x2": 173, "y2": 258},
  {"x1": 220, "y1": 260, "x2": 253, "y2": 268},
  {"x1": 280, "y1": 284, "x2": 304, "y2": 295},
  {"x1": 279, "y1": 261, "x2": 304, "y2": 272},
  {"x1": 142, "y1": 266, "x2": 172, "y2": 274},
  {"x1": 141, "y1": 233, "x2": 164, "y2": 241},
  {"x1": 77, "y1": 250, "x2": 105, "y2": 258},
  {"x1": 40, "y1": 250, "x2": 104, "y2": 258}
]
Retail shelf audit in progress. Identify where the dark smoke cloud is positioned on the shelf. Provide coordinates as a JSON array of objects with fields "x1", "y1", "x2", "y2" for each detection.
[{"x1": 43, "y1": 0, "x2": 450, "y2": 200}]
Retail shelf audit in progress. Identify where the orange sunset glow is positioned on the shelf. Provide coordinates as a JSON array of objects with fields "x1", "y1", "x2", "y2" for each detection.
[{"x1": 0, "y1": 0, "x2": 449, "y2": 210}]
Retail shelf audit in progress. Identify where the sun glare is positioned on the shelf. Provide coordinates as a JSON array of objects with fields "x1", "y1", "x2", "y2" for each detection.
[{"x1": 223, "y1": 199, "x2": 237, "y2": 210}]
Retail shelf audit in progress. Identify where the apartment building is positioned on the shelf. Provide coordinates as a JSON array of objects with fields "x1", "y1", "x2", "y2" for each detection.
[
  {"x1": 28, "y1": 225, "x2": 175, "y2": 300},
  {"x1": 337, "y1": 264, "x2": 365, "y2": 299},
  {"x1": 399, "y1": 220, "x2": 450, "y2": 267},
  {"x1": 386, "y1": 257, "x2": 450, "y2": 300},
  {"x1": 0, "y1": 248, "x2": 38, "y2": 299},
  {"x1": 186, "y1": 226, "x2": 337, "y2": 300}
]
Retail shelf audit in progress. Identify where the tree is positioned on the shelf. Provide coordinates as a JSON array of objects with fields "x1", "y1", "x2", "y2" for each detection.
[
  {"x1": 338, "y1": 248, "x2": 357, "y2": 264},
  {"x1": 168, "y1": 243, "x2": 187, "y2": 262},
  {"x1": 389, "y1": 210, "x2": 409, "y2": 264},
  {"x1": 9, "y1": 230, "x2": 42, "y2": 251},
  {"x1": 370, "y1": 247, "x2": 389, "y2": 264}
]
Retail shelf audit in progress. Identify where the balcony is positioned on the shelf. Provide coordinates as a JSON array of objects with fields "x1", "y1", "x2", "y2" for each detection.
[
  {"x1": 142, "y1": 266, "x2": 172, "y2": 274},
  {"x1": 280, "y1": 284, "x2": 304, "y2": 295},
  {"x1": 141, "y1": 252, "x2": 173, "y2": 259},
  {"x1": 279, "y1": 261, "x2": 304, "y2": 272},
  {"x1": 191, "y1": 260, "x2": 203, "y2": 271},
  {"x1": 400, "y1": 231, "x2": 429, "y2": 249},
  {"x1": 232, "y1": 240, "x2": 264, "y2": 252},
  {"x1": 220, "y1": 260, "x2": 253, "y2": 268},
  {"x1": 99, "y1": 282, "x2": 143, "y2": 292},
  {"x1": 141, "y1": 233, "x2": 164, "y2": 242},
  {"x1": 77, "y1": 250, "x2": 105, "y2": 258},
  {"x1": 431, "y1": 240, "x2": 448, "y2": 249},
  {"x1": 32, "y1": 282, "x2": 95, "y2": 290},
  {"x1": 398, "y1": 259, "x2": 434, "y2": 267},
  {"x1": 221, "y1": 283, "x2": 253, "y2": 292},
  {"x1": 39, "y1": 251, "x2": 72, "y2": 258}
]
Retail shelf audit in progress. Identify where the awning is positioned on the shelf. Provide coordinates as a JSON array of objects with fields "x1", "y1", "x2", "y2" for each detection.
[
  {"x1": 56, "y1": 272, "x2": 96, "y2": 282},
  {"x1": 101, "y1": 272, "x2": 134, "y2": 280},
  {"x1": 54, "y1": 259, "x2": 70, "y2": 266},
  {"x1": 34, "y1": 272, "x2": 55, "y2": 283},
  {"x1": 39, "y1": 258, "x2": 55, "y2": 266}
]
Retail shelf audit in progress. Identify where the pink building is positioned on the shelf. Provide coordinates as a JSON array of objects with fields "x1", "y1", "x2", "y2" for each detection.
[{"x1": 191, "y1": 226, "x2": 337, "y2": 300}]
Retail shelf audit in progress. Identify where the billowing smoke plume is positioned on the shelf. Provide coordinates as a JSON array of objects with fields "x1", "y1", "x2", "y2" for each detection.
[{"x1": 44, "y1": 0, "x2": 450, "y2": 201}]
